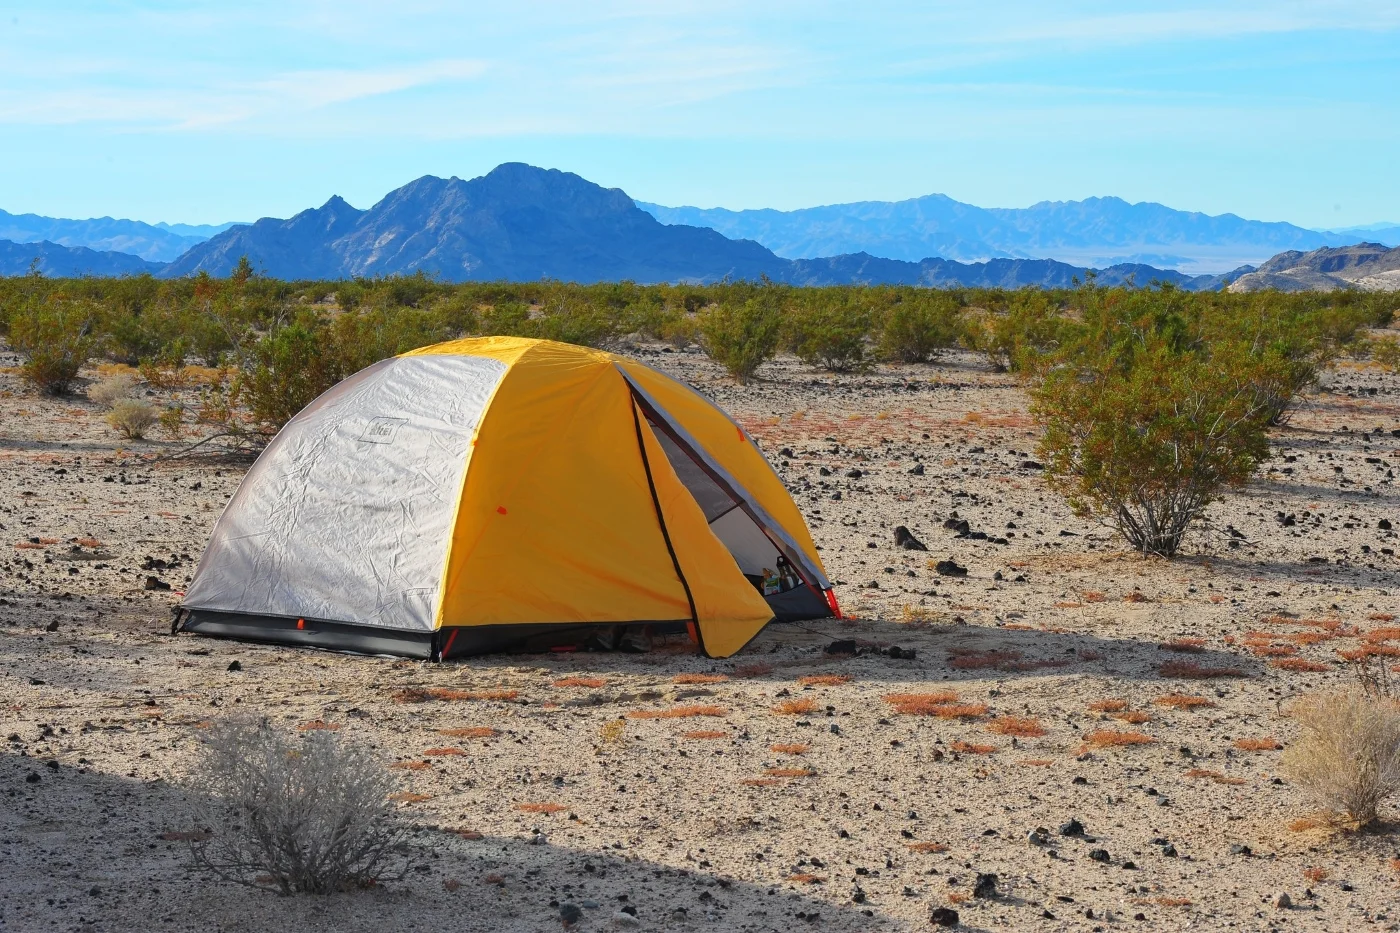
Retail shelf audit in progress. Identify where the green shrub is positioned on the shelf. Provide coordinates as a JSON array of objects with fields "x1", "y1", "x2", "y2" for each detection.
[
  {"x1": 785, "y1": 293, "x2": 871, "y2": 372},
  {"x1": 532, "y1": 287, "x2": 618, "y2": 348},
  {"x1": 698, "y1": 296, "x2": 783, "y2": 383},
  {"x1": 876, "y1": 292, "x2": 963, "y2": 363},
  {"x1": 241, "y1": 317, "x2": 342, "y2": 431},
  {"x1": 10, "y1": 297, "x2": 101, "y2": 394},
  {"x1": 1033, "y1": 330, "x2": 1275, "y2": 558},
  {"x1": 970, "y1": 291, "x2": 1070, "y2": 373}
]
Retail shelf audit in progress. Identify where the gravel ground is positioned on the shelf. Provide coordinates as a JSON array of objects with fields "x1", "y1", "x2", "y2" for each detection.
[{"x1": 2, "y1": 343, "x2": 1399, "y2": 932}]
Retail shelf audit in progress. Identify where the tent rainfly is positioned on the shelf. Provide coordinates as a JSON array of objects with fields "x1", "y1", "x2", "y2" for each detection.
[{"x1": 176, "y1": 337, "x2": 838, "y2": 659}]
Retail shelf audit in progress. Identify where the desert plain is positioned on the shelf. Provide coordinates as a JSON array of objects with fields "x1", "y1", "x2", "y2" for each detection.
[{"x1": 2, "y1": 341, "x2": 1399, "y2": 932}]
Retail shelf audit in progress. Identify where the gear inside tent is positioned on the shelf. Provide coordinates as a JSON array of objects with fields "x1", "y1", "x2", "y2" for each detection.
[{"x1": 176, "y1": 337, "x2": 838, "y2": 659}]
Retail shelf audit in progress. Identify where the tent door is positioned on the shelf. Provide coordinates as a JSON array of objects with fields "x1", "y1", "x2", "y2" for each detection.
[{"x1": 630, "y1": 393, "x2": 828, "y2": 622}]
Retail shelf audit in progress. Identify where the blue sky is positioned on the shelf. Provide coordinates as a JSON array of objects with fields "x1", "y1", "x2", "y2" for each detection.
[{"x1": 2, "y1": 1, "x2": 1397, "y2": 228}]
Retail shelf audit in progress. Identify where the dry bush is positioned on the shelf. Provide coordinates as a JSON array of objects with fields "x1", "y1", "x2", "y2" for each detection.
[
  {"x1": 772, "y1": 698, "x2": 819, "y2": 716},
  {"x1": 986, "y1": 716, "x2": 1046, "y2": 737},
  {"x1": 1154, "y1": 694, "x2": 1215, "y2": 710},
  {"x1": 1272, "y1": 658, "x2": 1331, "y2": 673},
  {"x1": 733, "y1": 662, "x2": 774, "y2": 678},
  {"x1": 105, "y1": 399, "x2": 159, "y2": 440},
  {"x1": 1087, "y1": 698, "x2": 1129, "y2": 713},
  {"x1": 1184, "y1": 768, "x2": 1246, "y2": 786},
  {"x1": 770, "y1": 743, "x2": 810, "y2": 754},
  {"x1": 1158, "y1": 660, "x2": 1246, "y2": 679},
  {"x1": 627, "y1": 704, "x2": 726, "y2": 719},
  {"x1": 950, "y1": 741, "x2": 997, "y2": 755},
  {"x1": 674, "y1": 673, "x2": 729, "y2": 685},
  {"x1": 905, "y1": 841, "x2": 948, "y2": 853},
  {"x1": 1282, "y1": 690, "x2": 1400, "y2": 829},
  {"x1": 684, "y1": 730, "x2": 728, "y2": 740},
  {"x1": 1083, "y1": 729, "x2": 1155, "y2": 748},
  {"x1": 1112, "y1": 710, "x2": 1153, "y2": 724},
  {"x1": 516, "y1": 802, "x2": 568, "y2": 814},
  {"x1": 764, "y1": 767, "x2": 816, "y2": 777},
  {"x1": 187, "y1": 717, "x2": 404, "y2": 895},
  {"x1": 87, "y1": 371, "x2": 141, "y2": 407},
  {"x1": 1159, "y1": 638, "x2": 1207, "y2": 653},
  {"x1": 1234, "y1": 737, "x2": 1282, "y2": 751},
  {"x1": 797, "y1": 674, "x2": 852, "y2": 687},
  {"x1": 423, "y1": 747, "x2": 466, "y2": 757},
  {"x1": 1302, "y1": 867, "x2": 1329, "y2": 883},
  {"x1": 552, "y1": 677, "x2": 606, "y2": 688}
]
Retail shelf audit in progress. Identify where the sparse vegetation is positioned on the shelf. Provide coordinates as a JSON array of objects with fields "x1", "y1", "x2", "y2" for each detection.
[
  {"x1": 105, "y1": 398, "x2": 159, "y2": 439},
  {"x1": 1282, "y1": 690, "x2": 1400, "y2": 829},
  {"x1": 188, "y1": 716, "x2": 404, "y2": 895}
]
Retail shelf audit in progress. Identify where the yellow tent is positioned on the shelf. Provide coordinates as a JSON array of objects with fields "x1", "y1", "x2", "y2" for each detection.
[{"x1": 177, "y1": 337, "x2": 837, "y2": 659}]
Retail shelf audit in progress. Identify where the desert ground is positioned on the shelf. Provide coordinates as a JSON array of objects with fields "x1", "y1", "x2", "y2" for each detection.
[{"x1": 2, "y1": 341, "x2": 1399, "y2": 932}]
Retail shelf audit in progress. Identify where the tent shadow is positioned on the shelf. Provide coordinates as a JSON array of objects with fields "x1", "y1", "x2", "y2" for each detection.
[
  {"x1": 0, "y1": 752, "x2": 920, "y2": 933},
  {"x1": 446, "y1": 613, "x2": 1263, "y2": 686}
]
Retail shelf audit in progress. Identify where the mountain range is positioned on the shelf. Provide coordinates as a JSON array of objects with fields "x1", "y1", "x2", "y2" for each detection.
[
  {"x1": 0, "y1": 209, "x2": 235, "y2": 263},
  {"x1": 1228, "y1": 243, "x2": 1400, "y2": 293},
  {"x1": 639, "y1": 197, "x2": 1383, "y2": 275},
  {"x1": 0, "y1": 163, "x2": 1395, "y2": 290}
]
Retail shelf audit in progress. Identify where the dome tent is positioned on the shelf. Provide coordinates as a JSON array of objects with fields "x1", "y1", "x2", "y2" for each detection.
[{"x1": 176, "y1": 337, "x2": 837, "y2": 659}]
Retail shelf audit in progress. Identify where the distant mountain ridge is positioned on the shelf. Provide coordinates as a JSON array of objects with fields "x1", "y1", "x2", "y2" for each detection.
[
  {"x1": 639, "y1": 195, "x2": 1375, "y2": 275},
  {"x1": 0, "y1": 239, "x2": 165, "y2": 277},
  {"x1": 161, "y1": 163, "x2": 1249, "y2": 290},
  {"x1": 0, "y1": 209, "x2": 235, "y2": 263}
]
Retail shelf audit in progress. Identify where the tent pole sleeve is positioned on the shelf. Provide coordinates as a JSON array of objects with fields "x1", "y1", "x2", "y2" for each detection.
[{"x1": 630, "y1": 400, "x2": 703, "y2": 654}]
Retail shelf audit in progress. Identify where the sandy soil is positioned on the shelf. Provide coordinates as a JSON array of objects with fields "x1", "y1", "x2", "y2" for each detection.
[{"x1": 2, "y1": 342, "x2": 1399, "y2": 932}]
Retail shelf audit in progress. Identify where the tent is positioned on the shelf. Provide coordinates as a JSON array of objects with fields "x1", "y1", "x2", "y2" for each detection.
[{"x1": 176, "y1": 337, "x2": 838, "y2": 659}]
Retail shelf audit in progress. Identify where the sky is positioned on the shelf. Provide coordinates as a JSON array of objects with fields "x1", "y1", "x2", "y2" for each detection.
[{"x1": 2, "y1": 1, "x2": 1398, "y2": 228}]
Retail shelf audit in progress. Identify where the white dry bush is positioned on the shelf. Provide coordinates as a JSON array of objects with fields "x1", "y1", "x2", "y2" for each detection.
[
  {"x1": 189, "y1": 717, "x2": 406, "y2": 894},
  {"x1": 1282, "y1": 690, "x2": 1400, "y2": 829},
  {"x1": 105, "y1": 399, "x2": 159, "y2": 440},
  {"x1": 87, "y1": 372, "x2": 140, "y2": 407}
]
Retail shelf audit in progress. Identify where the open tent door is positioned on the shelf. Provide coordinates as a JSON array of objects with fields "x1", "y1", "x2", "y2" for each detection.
[
  {"x1": 632, "y1": 405, "x2": 775, "y2": 657},
  {"x1": 627, "y1": 385, "x2": 833, "y2": 624}
]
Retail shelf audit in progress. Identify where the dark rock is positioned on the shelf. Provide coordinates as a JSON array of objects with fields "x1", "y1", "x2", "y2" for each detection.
[
  {"x1": 825, "y1": 640, "x2": 859, "y2": 656},
  {"x1": 1380, "y1": 519, "x2": 1393, "y2": 530},
  {"x1": 559, "y1": 903, "x2": 584, "y2": 927},
  {"x1": 972, "y1": 874, "x2": 998, "y2": 899},
  {"x1": 933, "y1": 560, "x2": 967, "y2": 577},
  {"x1": 943, "y1": 518, "x2": 971, "y2": 535},
  {"x1": 818, "y1": 466, "x2": 831, "y2": 476},
  {"x1": 908, "y1": 463, "x2": 925, "y2": 476},
  {"x1": 144, "y1": 576, "x2": 171, "y2": 591},
  {"x1": 1088, "y1": 849, "x2": 1110, "y2": 863},
  {"x1": 929, "y1": 906, "x2": 960, "y2": 927},
  {"x1": 226, "y1": 660, "x2": 242, "y2": 672},
  {"x1": 1020, "y1": 460, "x2": 1044, "y2": 470},
  {"x1": 24, "y1": 772, "x2": 40, "y2": 784},
  {"x1": 1229, "y1": 844, "x2": 1252, "y2": 857},
  {"x1": 846, "y1": 469, "x2": 864, "y2": 479},
  {"x1": 894, "y1": 526, "x2": 928, "y2": 550},
  {"x1": 44, "y1": 620, "x2": 59, "y2": 632},
  {"x1": 1058, "y1": 818, "x2": 1085, "y2": 837}
]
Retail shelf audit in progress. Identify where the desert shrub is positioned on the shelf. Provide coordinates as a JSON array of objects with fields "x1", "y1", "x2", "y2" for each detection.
[
  {"x1": 785, "y1": 292, "x2": 871, "y2": 372},
  {"x1": 240, "y1": 317, "x2": 343, "y2": 431},
  {"x1": 969, "y1": 291, "x2": 1069, "y2": 373},
  {"x1": 531, "y1": 286, "x2": 618, "y2": 348},
  {"x1": 1374, "y1": 336, "x2": 1400, "y2": 373},
  {"x1": 698, "y1": 296, "x2": 783, "y2": 383},
  {"x1": 9, "y1": 297, "x2": 101, "y2": 394},
  {"x1": 105, "y1": 399, "x2": 159, "y2": 440},
  {"x1": 876, "y1": 292, "x2": 963, "y2": 363},
  {"x1": 188, "y1": 717, "x2": 404, "y2": 894},
  {"x1": 1034, "y1": 323, "x2": 1275, "y2": 558},
  {"x1": 88, "y1": 371, "x2": 141, "y2": 407},
  {"x1": 1282, "y1": 690, "x2": 1400, "y2": 829}
]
